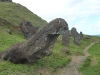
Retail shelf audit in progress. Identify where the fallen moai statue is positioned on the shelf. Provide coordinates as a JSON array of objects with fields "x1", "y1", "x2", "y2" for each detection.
[
  {"x1": 0, "y1": 18, "x2": 68, "y2": 64},
  {"x1": 20, "y1": 20, "x2": 38, "y2": 39}
]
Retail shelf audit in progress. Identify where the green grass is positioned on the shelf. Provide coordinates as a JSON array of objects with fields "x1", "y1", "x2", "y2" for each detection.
[
  {"x1": 0, "y1": 31, "x2": 95, "y2": 75},
  {"x1": 0, "y1": 54, "x2": 70, "y2": 75},
  {"x1": 0, "y1": 32, "x2": 70, "y2": 74},
  {"x1": 0, "y1": 2, "x2": 71, "y2": 74},
  {"x1": 0, "y1": 28, "x2": 95, "y2": 75},
  {"x1": 37, "y1": 53, "x2": 70, "y2": 72},
  {"x1": 54, "y1": 36, "x2": 66, "y2": 53},
  {"x1": 80, "y1": 56, "x2": 91, "y2": 71},
  {"x1": 80, "y1": 40, "x2": 100, "y2": 75},
  {"x1": 81, "y1": 64, "x2": 100, "y2": 75},
  {"x1": 0, "y1": 28, "x2": 24, "y2": 51},
  {"x1": 69, "y1": 35, "x2": 93, "y2": 55},
  {"x1": 0, "y1": 59, "x2": 49, "y2": 75},
  {"x1": 0, "y1": 2, "x2": 47, "y2": 30}
]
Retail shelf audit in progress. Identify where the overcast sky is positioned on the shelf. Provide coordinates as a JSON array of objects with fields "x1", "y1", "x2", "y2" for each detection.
[{"x1": 12, "y1": 0, "x2": 100, "y2": 35}]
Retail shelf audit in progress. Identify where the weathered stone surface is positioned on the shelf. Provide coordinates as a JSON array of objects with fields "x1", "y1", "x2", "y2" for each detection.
[
  {"x1": 62, "y1": 30, "x2": 70, "y2": 53},
  {"x1": 71, "y1": 27, "x2": 80, "y2": 46},
  {"x1": 20, "y1": 20, "x2": 38, "y2": 39},
  {"x1": 0, "y1": 0, "x2": 12, "y2": 2},
  {"x1": 80, "y1": 31, "x2": 83, "y2": 40},
  {"x1": 62, "y1": 30, "x2": 70, "y2": 52},
  {"x1": 0, "y1": 18, "x2": 68, "y2": 64}
]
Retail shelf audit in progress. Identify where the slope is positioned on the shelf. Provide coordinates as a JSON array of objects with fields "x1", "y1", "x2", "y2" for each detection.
[
  {"x1": 0, "y1": 2, "x2": 47, "y2": 31},
  {"x1": 0, "y1": 2, "x2": 47, "y2": 51},
  {"x1": 0, "y1": 2, "x2": 100, "y2": 75}
]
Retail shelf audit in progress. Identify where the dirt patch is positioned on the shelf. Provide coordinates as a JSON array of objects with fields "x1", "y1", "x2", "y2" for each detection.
[
  {"x1": 59, "y1": 56, "x2": 86, "y2": 75},
  {"x1": 35, "y1": 68, "x2": 51, "y2": 75}
]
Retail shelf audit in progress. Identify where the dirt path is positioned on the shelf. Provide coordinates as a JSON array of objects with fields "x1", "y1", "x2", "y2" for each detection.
[{"x1": 59, "y1": 42, "x2": 96, "y2": 75}]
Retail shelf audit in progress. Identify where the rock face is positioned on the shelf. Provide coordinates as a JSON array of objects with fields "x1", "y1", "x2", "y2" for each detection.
[
  {"x1": 0, "y1": 0, "x2": 12, "y2": 2},
  {"x1": 71, "y1": 27, "x2": 80, "y2": 46},
  {"x1": 20, "y1": 20, "x2": 38, "y2": 39},
  {"x1": 0, "y1": 18, "x2": 68, "y2": 64}
]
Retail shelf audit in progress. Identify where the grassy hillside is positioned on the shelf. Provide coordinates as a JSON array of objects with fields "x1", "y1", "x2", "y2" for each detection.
[
  {"x1": 0, "y1": 2, "x2": 100, "y2": 75},
  {"x1": 0, "y1": 2, "x2": 69, "y2": 75},
  {"x1": 0, "y1": 32, "x2": 95, "y2": 75},
  {"x1": 0, "y1": 1, "x2": 47, "y2": 51},
  {"x1": 0, "y1": 2, "x2": 47, "y2": 32}
]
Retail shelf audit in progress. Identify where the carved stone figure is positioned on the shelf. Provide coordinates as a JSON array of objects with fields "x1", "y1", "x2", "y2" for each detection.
[
  {"x1": 62, "y1": 30, "x2": 70, "y2": 46},
  {"x1": 62, "y1": 30, "x2": 70, "y2": 53},
  {"x1": 20, "y1": 20, "x2": 38, "y2": 39},
  {"x1": 0, "y1": 18, "x2": 68, "y2": 64},
  {"x1": 80, "y1": 31, "x2": 83, "y2": 40},
  {"x1": 71, "y1": 27, "x2": 80, "y2": 46}
]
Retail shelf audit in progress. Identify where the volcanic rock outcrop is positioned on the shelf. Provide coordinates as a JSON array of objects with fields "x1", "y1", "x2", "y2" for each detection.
[
  {"x1": 71, "y1": 27, "x2": 81, "y2": 46},
  {"x1": 0, "y1": 18, "x2": 68, "y2": 64},
  {"x1": 20, "y1": 20, "x2": 38, "y2": 39}
]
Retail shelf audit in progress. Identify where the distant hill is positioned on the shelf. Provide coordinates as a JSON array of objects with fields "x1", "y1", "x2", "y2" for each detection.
[
  {"x1": 0, "y1": 2, "x2": 47, "y2": 33},
  {"x1": 97, "y1": 35, "x2": 100, "y2": 37},
  {"x1": 92, "y1": 35, "x2": 100, "y2": 37}
]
